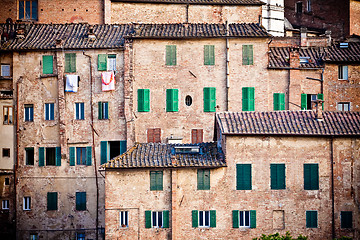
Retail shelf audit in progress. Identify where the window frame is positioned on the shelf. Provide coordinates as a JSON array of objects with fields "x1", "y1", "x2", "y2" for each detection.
[
  {"x1": 1, "y1": 64, "x2": 11, "y2": 77},
  {"x1": 2, "y1": 199, "x2": 9, "y2": 210},
  {"x1": 44, "y1": 103, "x2": 55, "y2": 121},
  {"x1": 76, "y1": 233, "x2": 85, "y2": 240},
  {"x1": 270, "y1": 163, "x2": 286, "y2": 190},
  {"x1": 23, "y1": 196, "x2": 31, "y2": 210},
  {"x1": 120, "y1": 211, "x2": 129, "y2": 228},
  {"x1": 76, "y1": 192, "x2": 86, "y2": 211},
  {"x1": 198, "y1": 210, "x2": 210, "y2": 227},
  {"x1": 242, "y1": 45, "x2": 253, "y2": 65},
  {"x1": 45, "y1": 147, "x2": 56, "y2": 166},
  {"x1": 47, "y1": 192, "x2": 58, "y2": 211},
  {"x1": 137, "y1": 89, "x2": 150, "y2": 112},
  {"x1": 273, "y1": 93, "x2": 285, "y2": 111},
  {"x1": 65, "y1": 53, "x2": 76, "y2": 73},
  {"x1": 24, "y1": 104, "x2": 34, "y2": 122},
  {"x1": 3, "y1": 106, "x2": 13, "y2": 125},
  {"x1": 152, "y1": 211, "x2": 164, "y2": 228},
  {"x1": 98, "y1": 101, "x2": 109, "y2": 119},
  {"x1": 203, "y1": 87, "x2": 216, "y2": 112},
  {"x1": 166, "y1": 89, "x2": 179, "y2": 112},
  {"x1": 204, "y1": 45, "x2": 215, "y2": 65},
  {"x1": 307, "y1": 0, "x2": 311, "y2": 12},
  {"x1": 4, "y1": 177, "x2": 10, "y2": 185},
  {"x1": 337, "y1": 102, "x2": 350, "y2": 111},
  {"x1": 296, "y1": 1, "x2": 303, "y2": 13},
  {"x1": 2, "y1": 148, "x2": 10, "y2": 157},
  {"x1": 42, "y1": 55, "x2": 54, "y2": 75},
  {"x1": 304, "y1": 163, "x2": 319, "y2": 190},
  {"x1": 242, "y1": 87, "x2": 255, "y2": 111},
  {"x1": 338, "y1": 65, "x2": 348, "y2": 80},
  {"x1": 18, "y1": 0, "x2": 38, "y2": 20},
  {"x1": 25, "y1": 147, "x2": 35, "y2": 165},
  {"x1": 306, "y1": 210, "x2": 318, "y2": 228},
  {"x1": 75, "y1": 102, "x2": 85, "y2": 120}
]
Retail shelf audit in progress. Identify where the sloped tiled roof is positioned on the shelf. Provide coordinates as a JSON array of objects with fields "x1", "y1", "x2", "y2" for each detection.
[
  {"x1": 216, "y1": 111, "x2": 360, "y2": 136},
  {"x1": 111, "y1": 0, "x2": 264, "y2": 5},
  {"x1": 129, "y1": 23, "x2": 269, "y2": 38},
  {"x1": 324, "y1": 42, "x2": 360, "y2": 62},
  {"x1": 102, "y1": 142, "x2": 226, "y2": 169}
]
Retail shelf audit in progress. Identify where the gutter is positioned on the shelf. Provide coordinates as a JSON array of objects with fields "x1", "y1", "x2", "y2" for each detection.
[
  {"x1": 225, "y1": 21, "x2": 229, "y2": 111},
  {"x1": 330, "y1": 137, "x2": 335, "y2": 239}
]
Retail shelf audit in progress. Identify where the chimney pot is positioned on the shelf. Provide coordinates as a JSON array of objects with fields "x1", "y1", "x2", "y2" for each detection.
[{"x1": 313, "y1": 99, "x2": 324, "y2": 120}]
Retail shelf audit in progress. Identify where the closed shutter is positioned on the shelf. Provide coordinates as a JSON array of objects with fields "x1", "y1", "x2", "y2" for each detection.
[
  {"x1": 301, "y1": 94, "x2": 307, "y2": 110},
  {"x1": 120, "y1": 141, "x2": 127, "y2": 155},
  {"x1": 210, "y1": 210, "x2": 216, "y2": 228},
  {"x1": 341, "y1": 211, "x2": 352, "y2": 228},
  {"x1": 306, "y1": 211, "x2": 317, "y2": 228},
  {"x1": 39, "y1": 147, "x2": 45, "y2": 167},
  {"x1": 47, "y1": 192, "x2": 58, "y2": 211},
  {"x1": 204, "y1": 45, "x2": 215, "y2": 65},
  {"x1": 250, "y1": 210, "x2": 256, "y2": 228},
  {"x1": 163, "y1": 210, "x2": 169, "y2": 228},
  {"x1": 203, "y1": 87, "x2": 216, "y2": 112},
  {"x1": 166, "y1": 89, "x2": 179, "y2": 112},
  {"x1": 232, "y1": 210, "x2": 239, "y2": 228},
  {"x1": 197, "y1": 169, "x2": 204, "y2": 190},
  {"x1": 271, "y1": 164, "x2": 285, "y2": 189},
  {"x1": 98, "y1": 54, "x2": 107, "y2": 71},
  {"x1": 150, "y1": 171, "x2": 156, "y2": 190},
  {"x1": 192, "y1": 210, "x2": 198, "y2": 228},
  {"x1": 192, "y1": 129, "x2": 203, "y2": 144},
  {"x1": 304, "y1": 164, "x2": 319, "y2": 190},
  {"x1": 166, "y1": 45, "x2": 176, "y2": 66},
  {"x1": 69, "y1": 147, "x2": 75, "y2": 166},
  {"x1": 273, "y1": 93, "x2": 285, "y2": 110},
  {"x1": 243, "y1": 45, "x2": 253, "y2": 65},
  {"x1": 76, "y1": 192, "x2": 86, "y2": 211},
  {"x1": 65, "y1": 53, "x2": 76, "y2": 73},
  {"x1": 242, "y1": 87, "x2": 255, "y2": 111},
  {"x1": 147, "y1": 128, "x2": 161, "y2": 143},
  {"x1": 138, "y1": 89, "x2": 150, "y2": 112},
  {"x1": 55, "y1": 147, "x2": 61, "y2": 166},
  {"x1": 86, "y1": 146, "x2": 92, "y2": 166},
  {"x1": 42, "y1": 56, "x2": 53, "y2": 74},
  {"x1": 145, "y1": 211, "x2": 152, "y2": 228},
  {"x1": 236, "y1": 164, "x2": 252, "y2": 190},
  {"x1": 100, "y1": 141, "x2": 108, "y2": 164},
  {"x1": 104, "y1": 102, "x2": 109, "y2": 119},
  {"x1": 98, "y1": 102, "x2": 103, "y2": 119}
]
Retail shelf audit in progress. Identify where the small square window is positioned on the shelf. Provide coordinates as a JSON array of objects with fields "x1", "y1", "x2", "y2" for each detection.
[
  {"x1": 1, "y1": 64, "x2": 10, "y2": 77},
  {"x1": 3, "y1": 106, "x2": 13, "y2": 125},
  {"x1": 5, "y1": 177, "x2": 10, "y2": 185},
  {"x1": 23, "y1": 196, "x2": 31, "y2": 210},
  {"x1": 2, "y1": 148, "x2": 10, "y2": 157},
  {"x1": 120, "y1": 211, "x2": 129, "y2": 228},
  {"x1": 2, "y1": 200, "x2": 9, "y2": 210},
  {"x1": 337, "y1": 102, "x2": 350, "y2": 111},
  {"x1": 25, "y1": 148, "x2": 34, "y2": 165}
]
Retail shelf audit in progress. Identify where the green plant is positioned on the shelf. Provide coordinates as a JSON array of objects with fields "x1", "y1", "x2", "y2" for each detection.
[{"x1": 252, "y1": 232, "x2": 308, "y2": 240}]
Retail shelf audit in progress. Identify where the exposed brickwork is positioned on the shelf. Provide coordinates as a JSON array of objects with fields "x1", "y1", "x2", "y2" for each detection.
[{"x1": 350, "y1": 0, "x2": 360, "y2": 36}]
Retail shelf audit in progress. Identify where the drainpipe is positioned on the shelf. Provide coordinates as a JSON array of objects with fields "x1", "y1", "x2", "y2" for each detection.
[
  {"x1": 330, "y1": 137, "x2": 335, "y2": 239},
  {"x1": 225, "y1": 21, "x2": 229, "y2": 111},
  {"x1": 83, "y1": 51, "x2": 99, "y2": 240}
]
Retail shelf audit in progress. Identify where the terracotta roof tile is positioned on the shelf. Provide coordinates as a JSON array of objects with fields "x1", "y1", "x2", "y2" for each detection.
[
  {"x1": 111, "y1": 0, "x2": 264, "y2": 5},
  {"x1": 102, "y1": 142, "x2": 226, "y2": 169},
  {"x1": 216, "y1": 111, "x2": 360, "y2": 136},
  {"x1": 324, "y1": 42, "x2": 360, "y2": 62}
]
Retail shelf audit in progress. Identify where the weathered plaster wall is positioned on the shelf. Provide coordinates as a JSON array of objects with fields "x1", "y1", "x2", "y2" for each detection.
[{"x1": 350, "y1": 0, "x2": 360, "y2": 36}]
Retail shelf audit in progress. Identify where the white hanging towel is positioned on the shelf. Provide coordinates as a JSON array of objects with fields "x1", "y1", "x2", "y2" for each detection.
[
  {"x1": 102, "y1": 71, "x2": 115, "y2": 91},
  {"x1": 65, "y1": 75, "x2": 79, "y2": 92}
]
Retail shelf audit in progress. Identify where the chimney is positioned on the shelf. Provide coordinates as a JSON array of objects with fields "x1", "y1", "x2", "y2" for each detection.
[
  {"x1": 289, "y1": 47, "x2": 300, "y2": 68},
  {"x1": 313, "y1": 99, "x2": 324, "y2": 120},
  {"x1": 87, "y1": 25, "x2": 96, "y2": 41},
  {"x1": 300, "y1": 27, "x2": 307, "y2": 47},
  {"x1": 325, "y1": 30, "x2": 332, "y2": 46}
]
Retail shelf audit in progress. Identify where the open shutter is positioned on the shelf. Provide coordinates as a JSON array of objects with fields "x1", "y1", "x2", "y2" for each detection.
[
  {"x1": 210, "y1": 210, "x2": 216, "y2": 228},
  {"x1": 104, "y1": 102, "x2": 109, "y2": 119},
  {"x1": 47, "y1": 192, "x2": 58, "y2": 211},
  {"x1": 145, "y1": 211, "x2": 152, "y2": 228},
  {"x1": 98, "y1": 102, "x2": 102, "y2": 119},
  {"x1": 192, "y1": 210, "x2": 198, "y2": 228},
  {"x1": 250, "y1": 210, "x2": 256, "y2": 228},
  {"x1": 163, "y1": 210, "x2": 169, "y2": 228},
  {"x1": 42, "y1": 56, "x2": 53, "y2": 74},
  {"x1": 301, "y1": 94, "x2": 307, "y2": 110},
  {"x1": 55, "y1": 147, "x2": 61, "y2": 166},
  {"x1": 98, "y1": 54, "x2": 107, "y2": 71},
  {"x1": 204, "y1": 169, "x2": 210, "y2": 190},
  {"x1": 232, "y1": 210, "x2": 239, "y2": 228},
  {"x1": 39, "y1": 147, "x2": 45, "y2": 167},
  {"x1": 86, "y1": 146, "x2": 92, "y2": 166},
  {"x1": 69, "y1": 147, "x2": 75, "y2": 166},
  {"x1": 249, "y1": 87, "x2": 255, "y2": 111},
  {"x1": 100, "y1": 141, "x2": 108, "y2": 164},
  {"x1": 317, "y1": 93, "x2": 324, "y2": 110},
  {"x1": 120, "y1": 141, "x2": 127, "y2": 155}
]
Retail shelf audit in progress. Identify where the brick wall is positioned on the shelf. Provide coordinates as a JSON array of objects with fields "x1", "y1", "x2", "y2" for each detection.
[{"x1": 350, "y1": 0, "x2": 360, "y2": 36}]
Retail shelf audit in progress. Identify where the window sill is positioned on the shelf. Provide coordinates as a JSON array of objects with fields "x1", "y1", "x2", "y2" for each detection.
[
  {"x1": 338, "y1": 79, "x2": 349, "y2": 81},
  {"x1": 0, "y1": 77, "x2": 12, "y2": 80},
  {"x1": 40, "y1": 74, "x2": 58, "y2": 78}
]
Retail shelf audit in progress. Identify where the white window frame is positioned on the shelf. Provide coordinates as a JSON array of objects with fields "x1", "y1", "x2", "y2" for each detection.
[
  {"x1": 107, "y1": 55, "x2": 116, "y2": 72},
  {"x1": 337, "y1": 102, "x2": 350, "y2": 111},
  {"x1": 2, "y1": 200, "x2": 9, "y2": 210},
  {"x1": 152, "y1": 211, "x2": 163, "y2": 228},
  {"x1": 199, "y1": 210, "x2": 210, "y2": 227},
  {"x1": 338, "y1": 65, "x2": 348, "y2": 80},
  {"x1": 44, "y1": 103, "x2": 54, "y2": 121},
  {"x1": 1, "y1": 64, "x2": 10, "y2": 77},
  {"x1": 119, "y1": 211, "x2": 129, "y2": 228},
  {"x1": 296, "y1": 1, "x2": 303, "y2": 13},
  {"x1": 75, "y1": 102, "x2": 85, "y2": 120},
  {"x1": 23, "y1": 196, "x2": 31, "y2": 210},
  {"x1": 24, "y1": 104, "x2": 34, "y2": 122},
  {"x1": 307, "y1": 0, "x2": 311, "y2": 12},
  {"x1": 239, "y1": 210, "x2": 251, "y2": 228}
]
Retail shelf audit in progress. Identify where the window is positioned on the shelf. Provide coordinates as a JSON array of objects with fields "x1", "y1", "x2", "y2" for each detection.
[
  {"x1": 100, "y1": 140, "x2": 127, "y2": 164},
  {"x1": 45, "y1": 103, "x2": 54, "y2": 121},
  {"x1": 69, "y1": 147, "x2": 92, "y2": 166},
  {"x1": 185, "y1": 95, "x2": 192, "y2": 106},
  {"x1": 2, "y1": 200, "x2": 9, "y2": 210},
  {"x1": 197, "y1": 169, "x2": 210, "y2": 190},
  {"x1": 98, "y1": 54, "x2": 116, "y2": 71},
  {"x1": 138, "y1": 89, "x2": 150, "y2": 112},
  {"x1": 47, "y1": 192, "x2": 58, "y2": 211},
  {"x1": 242, "y1": 87, "x2": 255, "y2": 111},
  {"x1": 270, "y1": 164, "x2": 286, "y2": 190},
  {"x1": 273, "y1": 93, "x2": 285, "y2": 111},
  {"x1": 307, "y1": 0, "x2": 311, "y2": 12},
  {"x1": 25, "y1": 104, "x2": 34, "y2": 122},
  {"x1": 306, "y1": 211, "x2": 318, "y2": 228},
  {"x1": 150, "y1": 171, "x2": 163, "y2": 191},
  {"x1": 30, "y1": 234, "x2": 38, "y2": 240},
  {"x1": 296, "y1": 1, "x2": 303, "y2": 13},
  {"x1": 76, "y1": 233, "x2": 85, "y2": 240},
  {"x1": 42, "y1": 55, "x2": 53, "y2": 74},
  {"x1": 65, "y1": 53, "x2": 76, "y2": 73},
  {"x1": 304, "y1": 163, "x2": 319, "y2": 190},
  {"x1": 204, "y1": 45, "x2": 215, "y2": 65},
  {"x1": 147, "y1": 128, "x2": 161, "y2": 143},
  {"x1": 75, "y1": 102, "x2": 85, "y2": 120},
  {"x1": 301, "y1": 94, "x2": 323, "y2": 110},
  {"x1": 341, "y1": 211, "x2": 352, "y2": 229},
  {"x1": 242, "y1": 45, "x2": 253, "y2": 65},
  {"x1": 120, "y1": 211, "x2": 129, "y2": 228},
  {"x1": 23, "y1": 196, "x2": 31, "y2": 210},
  {"x1": 3, "y1": 106, "x2": 13, "y2": 125},
  {"x1": 38, "y1": 147, "x2": 61, "y2": 166},
  {"x1": 145, "y1": 210, "x2": 169, "y2": 228},
  {"x1": 166, "y1": 89, "x2": 179, "y2": 112},
  {"x1": 203, "y1": 87, "x2": 216, "y2": 112},
  {"x1": 338, "y1": 65, "x2": 348, "y2": 80},
  {"x1": 76, "y1": 192, "x2": 86, "y2": 211},
  {"x1": 25, "y1": 148, "x2": 34, "y2": 165},
  {"x1": 232, "y1": 210, "x2": 256, "y2": 228},
  {"x1": 191, "y1": 129, "x2": 203, "y2": 144},
  {"x1": 19, "y1": 0, "x2": 38, "y2": 20},
  {"x1": 236, "y1": 164, "x2": 252, "y2": 190},
  {"x1": 192, "y1": 210, "x2": 216, "y2": 228},
  {"x1": 98, "y1": 102, "x2": 109, "y2": 119},
  {"x1": 337, "y1": 102, "x2": 350, "y2": 111},
  {"x1": 1, "y1": 64, "x2": 10, "y2": 77},
  {"x1": 2, "y1": 148, "x2": 10, "y2": 157},
  {"x1": 166, "y1": 45, "x2": 176, "y2": 66},
  {"x1": 5, "y1": 177, "x2": 10, "y2": 185}
]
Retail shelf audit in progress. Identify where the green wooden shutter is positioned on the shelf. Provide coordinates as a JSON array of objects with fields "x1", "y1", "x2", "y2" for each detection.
[
  {"x1": 104, "y1": 102, "x2": 109, "y2": 119},
  {"x1": 236, "y1": 164, "x2": 252, "y2": 190},
  {"x1": 301, "y1": 94, "x2": 307, "y2": 110},
  {"x1": 163, "y1": 210, "x2": 169, "y2": 228},
  {"x1": 232, "y1": 210, "x2": 239, "y2": 228},
  {"x1": 47, "y1": 192, "x2": 58, "y2": 211},
  {"x1": 306, "y1": 211, "x2": 317, "y2": 228},
  {"x1": 197, "y1": 169, "x2": 204, "y2": 190},
  {"x1": 204, "y1": 45, "x2": 215, "y2": 65},
  {"x1": 166, "y1": 45, "x2": 176, "y2": 66},
  {"x1": 42, "y1": 55, "x2": 53, "y2": 74},
  {"x1": 270, "y1": 164, "x2": 277, "y2": 189},
  {"x1": 249, "y1": 87, "x2": 255, "y2": 111},
  {"x1": 243, "y1": 45, "x2": 253, "y2": 65},
  {"x1": 242, "y1": 87, "x2": 255, "y2": 111},
  {"x1": 120, "y1": 141, "x2": 127, "y2": 155},
  {"x1": 317, "y1": 93, "x2": 324, "y2": 110},
  {"x1": 204, "y1": 169, "x2": 210, "y2": 190},
  {"x1": 76, "y1": 192, "x2": 86, "y2": 211},
  {"x1": 157, "y1": 171, "x2": 163, "y2": 191},
  {"x1": 311, "y1": 164, "x2": 319, "y2": 190},
  {"x1": 250, "y1": 210, "x2": 256, "y2": 228},
  {"x1": 65, "y1": 53, "x2": 76, "y2": 73},
  {"x1": 273, "y1": 93, "x2": 285, "y2": 111},
  {"x1": 271, "y1": 164, "x2": 285, "y2": 189},
  {"x1": 39, "y1": 147, "x2": 45, "y2": 167},
  {"x1": 192, "y1": 210, "x2": 198, "y2": 228},
  {"x1": 98, "y1": 54, "x2": 107, "y2": 71},
  {"x1": 304, "y1": 164, "x2": 311, "y2": 190},
  {"x1": 138, "y1": 89, "x2": 150, "y2": 112},
  {"x1": 210, "y1": 210, "x2": 216, "y2": 228},
  {"x1": 55, "y1": 147, "x2": 61, "y2": 166},
  {"x1": 166, "y1": 89, "x2": 179, "y2": 112},
  {"x1": 203, "y1": 87, "x2": 216, "y2": 112},
  {"x1": 98, "y1": 102, "x2": 103, "y2": 119},
  {"x1": 86, "y1": 146, "x2": 92, "y2": 166},
  {"x1": 100, "y1": 141, "x2": 108, "y2": 164},
  {"x1": 69, "y1": 147, "x2": 75, "y2": 166},
  {"x1": 143, "y1": 89, "x2": 150, "y2": 112},
  {"x1": 145, "y1": 210, "x2": 152, "y2": 228},
  {"x1": 150, "y1": 171, "x2": 156, "y2": 191}
]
